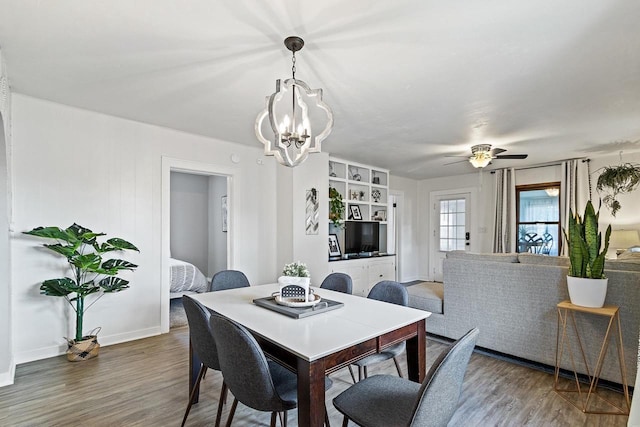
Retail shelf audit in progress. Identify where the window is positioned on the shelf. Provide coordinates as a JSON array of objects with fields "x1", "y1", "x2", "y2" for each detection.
[
  {"x1": 516, "y1": 182, "x2": 560, "y2": 255},
  {"x1": 439, "y1": 198, "x2": 467, "y2": 251}
]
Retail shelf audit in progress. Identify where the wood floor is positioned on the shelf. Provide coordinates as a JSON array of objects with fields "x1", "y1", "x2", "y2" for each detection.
[{"x1": 0, "y1": 326, "x2": 631, "y2": 426}]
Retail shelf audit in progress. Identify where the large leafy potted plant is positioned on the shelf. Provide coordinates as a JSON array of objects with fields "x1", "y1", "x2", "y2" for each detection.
[
  {"x1": 24, "y1": 223, "x2": 139, "y2": 361},
  {"x1": 562, "y1": 201, "x2": 611, "y2": 307}
]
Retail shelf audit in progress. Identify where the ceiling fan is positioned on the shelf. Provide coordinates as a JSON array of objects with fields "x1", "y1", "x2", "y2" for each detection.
[{"x1": 446, "y1": 144, "x2": 529, "y2": 168}]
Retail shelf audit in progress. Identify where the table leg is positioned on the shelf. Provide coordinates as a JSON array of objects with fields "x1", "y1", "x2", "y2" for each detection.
[
  {"x1": 296, "y1": 357, "x2": 326, "y2": 427},
  {"x1": 406, "y1": 319, "x2": 426, "y2": 383},
  {"x1": 189, "y1": 338, "x2": 202, "y2": 404}
]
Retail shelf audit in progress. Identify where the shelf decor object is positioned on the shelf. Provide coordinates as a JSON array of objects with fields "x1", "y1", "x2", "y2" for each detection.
[{"x1": 255, "y1": 36, "x2": 334, "y2": 167}]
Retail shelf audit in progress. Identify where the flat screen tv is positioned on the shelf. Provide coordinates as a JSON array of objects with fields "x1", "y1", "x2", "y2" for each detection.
[{"x1": 345, "y1": 221, "x2": 379, "y2": 254}]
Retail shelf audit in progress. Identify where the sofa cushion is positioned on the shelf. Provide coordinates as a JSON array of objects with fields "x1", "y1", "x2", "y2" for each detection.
[
  {"x1": 406, "y1": 282, "x2": 443, "y2": 314},
  {"x1": 606, "y1": 258, "x2": 640, "y2": 272},
  {"x1": 517, "y1": 253, "x2": 570, "y2": 267},
  {"x1": 446, "y1": 251, "x2": 519, "y2": 263}
]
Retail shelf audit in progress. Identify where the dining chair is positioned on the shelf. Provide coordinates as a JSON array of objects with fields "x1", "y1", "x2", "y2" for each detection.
[
  {"x1": 210, "y1": 313, "x2": 332, "y2": 427},
  {"x1": 333, "y1": 328, "x2": 479, "y2": 427},
  {"x1": 209, "y1": 269, "x2": 250, "y2": 292},
  {"x1": 320, "y1": 272, "x2": 353, "y2": 294},
  {"x1": 351, "y1": 281, "x2": 408, "y2": 382},
  {"x1": 181, "y1": 295, "x2": 227, "y2": 427},
  {"x1": 320, "y1": 272, "x2": 356, "y2": 382}
]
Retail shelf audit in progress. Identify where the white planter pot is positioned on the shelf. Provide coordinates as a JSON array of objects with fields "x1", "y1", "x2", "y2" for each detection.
[
  {"x1": 278, "y1": 276, "x2": 311, "y2": 301},
  {"x1": 566, "y1": 276, "x2": 608, "y2": 308}
]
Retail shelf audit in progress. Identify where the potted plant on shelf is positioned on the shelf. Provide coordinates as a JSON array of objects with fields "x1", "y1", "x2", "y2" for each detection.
[
  {"x1": 596, "y1": 162, "x2": 640, "y2": 217},
  {"x1": 329, "y1": 187, "x2": 345, "y2": 228},
  {"x1": 24, "y1": 223, "x2": 139, "y2": 361},
  {"x1": 563, "y1": 201, "x2": 611, "y2": 308}
]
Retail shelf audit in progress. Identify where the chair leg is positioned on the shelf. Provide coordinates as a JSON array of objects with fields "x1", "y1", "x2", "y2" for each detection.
[
  {"x1": 181, "y1": 364, "x2": 207, "y2": 427},
  {"x1": 363, "y1": 366, "x2": 368, "y2": 379},
  {"x1": 214, "y1": 381, "x2": 227, "y2": 427},
  {"x1": 358, "y1": 366, "x2": 363, "y2": 382},
  {"x1": 225, "y1": 398, "x2": 238, "y2": 427},
  {"x1": 282, "y1": 410, "x2": 288, "y2": 427},
  {"x1": 342, "y1": 415, "x2": 349, "y2": 427},
  {"x1": 393, "y1": 356, "x2": 404, "y2": 378},
  {"x1": 270, "y1": 412, "x2": 277, "y2": 427},
  {"x1": 347, "y1": 365, "x2": 357, "y2": 383},
  {"x1": 325, "y1": 408, "x2": 331, "y2": 427}
]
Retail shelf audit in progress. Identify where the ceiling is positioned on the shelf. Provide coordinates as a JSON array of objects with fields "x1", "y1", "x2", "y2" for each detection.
[{"x1": 0, "y1": 0, "x2": 639, "y2": 179}]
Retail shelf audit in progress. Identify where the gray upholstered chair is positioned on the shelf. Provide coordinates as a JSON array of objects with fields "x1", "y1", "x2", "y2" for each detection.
[
  {"x1": 210, "y1": 313, "x2": 332, "y2": 427},
  {"x1": 209, "y1": 269, "x2": 250, "y2": 292},
  {"x1": 181, "y1": 295, "x2": 227, "y2": 427},
  {"x1": 320, "y1": 272, "x2": 353, "y2": 294},
  {"x1": 333, "y1": 328, "x2": 479, "y2": 427},
  {"x1": 351, "y1": 281, "x2": 408, "y2": 381},
  {"x1": 320, "y1": 272, "x2": 357, "y2": 382}
]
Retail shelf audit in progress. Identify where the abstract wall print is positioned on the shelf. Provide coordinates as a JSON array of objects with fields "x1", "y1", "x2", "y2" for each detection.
[{"x1": 305, "y1": 188, "x2": 319, "y2": 235}]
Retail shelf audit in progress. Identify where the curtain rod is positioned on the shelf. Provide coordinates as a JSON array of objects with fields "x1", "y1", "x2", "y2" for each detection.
[{"x1": 489, "y1": 157, "x2": 589, "y2": 174}]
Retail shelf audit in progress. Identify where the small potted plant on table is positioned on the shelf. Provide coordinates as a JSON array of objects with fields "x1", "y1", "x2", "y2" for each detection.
[
  {"x1": 24, "y1": 223, "x2": 139, "y2": 361},
  {"x1": 563, "y1": 201, "x2": 611, "y2": 307}
]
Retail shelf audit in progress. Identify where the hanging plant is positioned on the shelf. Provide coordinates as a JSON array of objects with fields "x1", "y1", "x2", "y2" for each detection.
[
  {"x1": 329, "y1": 187, "x2": 345, "y2": 228},
  {"x1": 595, "y1": 162, "x2": 640, "y2": 217}
]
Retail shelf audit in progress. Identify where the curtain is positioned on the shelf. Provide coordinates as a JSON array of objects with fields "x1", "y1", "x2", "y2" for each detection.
[
  {"x1": 492, "y1": 168, "x2": 516, "y2": 253},
  {"x1": 560, "y1": 160, "x2": 590, "y2": 256}
]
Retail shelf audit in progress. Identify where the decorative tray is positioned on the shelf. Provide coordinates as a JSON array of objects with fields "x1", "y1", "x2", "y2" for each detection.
[
  {"x1": 253, "y1": 296, "x2": 344, "y2": 319},
  {"x1": 274, "y1": 293, "x2": 323, "y2": 308}
]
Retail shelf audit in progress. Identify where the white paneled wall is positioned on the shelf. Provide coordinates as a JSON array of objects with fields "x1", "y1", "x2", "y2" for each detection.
[{"x1": 10, "y1": 94, "x2": 279, "y2": 363}]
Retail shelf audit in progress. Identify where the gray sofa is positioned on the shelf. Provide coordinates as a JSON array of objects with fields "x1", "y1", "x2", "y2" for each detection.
[{"x1": 407, "y1": 251, "x2": 640, "y2": 385}]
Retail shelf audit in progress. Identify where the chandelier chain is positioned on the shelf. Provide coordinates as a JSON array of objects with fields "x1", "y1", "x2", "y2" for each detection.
[{"x1": 291, "y1": 52, "x2": 296, "y2": 79}]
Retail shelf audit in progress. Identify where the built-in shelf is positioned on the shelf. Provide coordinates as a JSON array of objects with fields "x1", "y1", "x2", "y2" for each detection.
[{"x1": 329, "y1": 157, "x2": 390, "y2": 257}]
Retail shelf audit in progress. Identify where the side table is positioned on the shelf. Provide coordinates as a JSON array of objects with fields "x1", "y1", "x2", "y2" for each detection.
[{"x1": 554, "y1": 300, "x2": 631, "y2": 415}]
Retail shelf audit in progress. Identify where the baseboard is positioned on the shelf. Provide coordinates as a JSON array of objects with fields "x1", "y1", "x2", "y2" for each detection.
[
  {"x1": 0, "y1": 357, "x2": 15, "y2": 387},
  {"x1": 14, "y1": 326, "x2": 162, "y2": 365}
]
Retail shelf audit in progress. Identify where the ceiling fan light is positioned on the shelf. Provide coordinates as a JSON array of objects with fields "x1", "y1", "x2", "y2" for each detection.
[{"x1": 469, "y1": 155, "x2": 492, "y2": 168}]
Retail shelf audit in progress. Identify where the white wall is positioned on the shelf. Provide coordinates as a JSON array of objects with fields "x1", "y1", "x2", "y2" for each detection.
[
  {"x1": 389, "y1": 175, "x2": 419, "y2": 282},
  {"x1": 11, "y1": 94, "x2": 279, "y2": 364},
  {"x1": 208, "y1": 175, "x2": 228, "y2": 276},
  {"x1": 170, "y1": 172, "x2": 209, "y2": 274},
  {"x1": 291, "y1": 153, "x2": 330, "y2": 285},
  {"x1": 0, "y1": 49, "x2": 13, "y2": 386}
]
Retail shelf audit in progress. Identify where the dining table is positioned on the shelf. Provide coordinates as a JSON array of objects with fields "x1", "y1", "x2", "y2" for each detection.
[{"x1": 190, "y1": 283, "x2": 431, "y2": 427}]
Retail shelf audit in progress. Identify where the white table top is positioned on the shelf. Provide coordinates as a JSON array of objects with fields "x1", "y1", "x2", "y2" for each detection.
[{"x1": 192, "y1": 283, "x2": 431, "y2": 362}]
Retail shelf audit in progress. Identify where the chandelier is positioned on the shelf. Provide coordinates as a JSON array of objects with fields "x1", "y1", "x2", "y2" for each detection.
[
  {"x1": 468, "y1": 144, "x2": 493, "y2": 168},
  {"x1": 255, "y1": 36, "x2": 334, "y2": 167}
]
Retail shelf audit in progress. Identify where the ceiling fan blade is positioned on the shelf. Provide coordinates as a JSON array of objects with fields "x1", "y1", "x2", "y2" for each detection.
[
  {"x1": 444, "y1": 155, "x2": 470, "y2": 158},
  {"x1": 443, "y1": 159, "x2": 469, "y2": 166},
  {"x1": 489, "y1": 148, "x2": 507, "y2": 156},
  {"x1": 495, "y1": 154, "x2": 528, "y2": 159}
]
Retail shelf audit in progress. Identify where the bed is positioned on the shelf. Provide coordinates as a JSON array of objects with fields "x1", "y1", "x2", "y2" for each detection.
[{"x1": 169, "y1": 257, "x2": 209, "y2": 298}]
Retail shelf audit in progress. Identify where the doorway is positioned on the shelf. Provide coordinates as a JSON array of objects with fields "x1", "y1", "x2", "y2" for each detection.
[
  {"x1": 429, "y1": 190, "x2": 472, "y2": 282},
  {"x1": 161, "y1": 157, "x2": 234, "y2": 333}
]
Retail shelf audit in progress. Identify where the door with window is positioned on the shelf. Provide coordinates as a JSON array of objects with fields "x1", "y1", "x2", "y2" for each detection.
[
  {"x1": 430, "y1": 192, "x2": 471, "y2": 281},
  {"x1": 516, "y1": 183, "x2": 560, "y2": 256}
]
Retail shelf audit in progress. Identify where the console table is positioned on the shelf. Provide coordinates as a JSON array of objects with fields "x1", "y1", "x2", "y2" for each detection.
[{"x1": 554, "y1": 300, "x2": 631, "y2": 415}]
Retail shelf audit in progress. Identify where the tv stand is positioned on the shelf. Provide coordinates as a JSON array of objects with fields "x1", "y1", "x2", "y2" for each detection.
[{"x1": 329, "y1": 255, "x2": 396, "y2": 297}]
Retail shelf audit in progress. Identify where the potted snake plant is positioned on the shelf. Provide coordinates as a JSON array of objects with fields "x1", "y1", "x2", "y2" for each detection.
[
  {"x1": 24, "y1": 223, "x2": 139, "y2": 361},
  {"x1": 562, "y1": 200, "x2": 611, "y2": 307}
]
